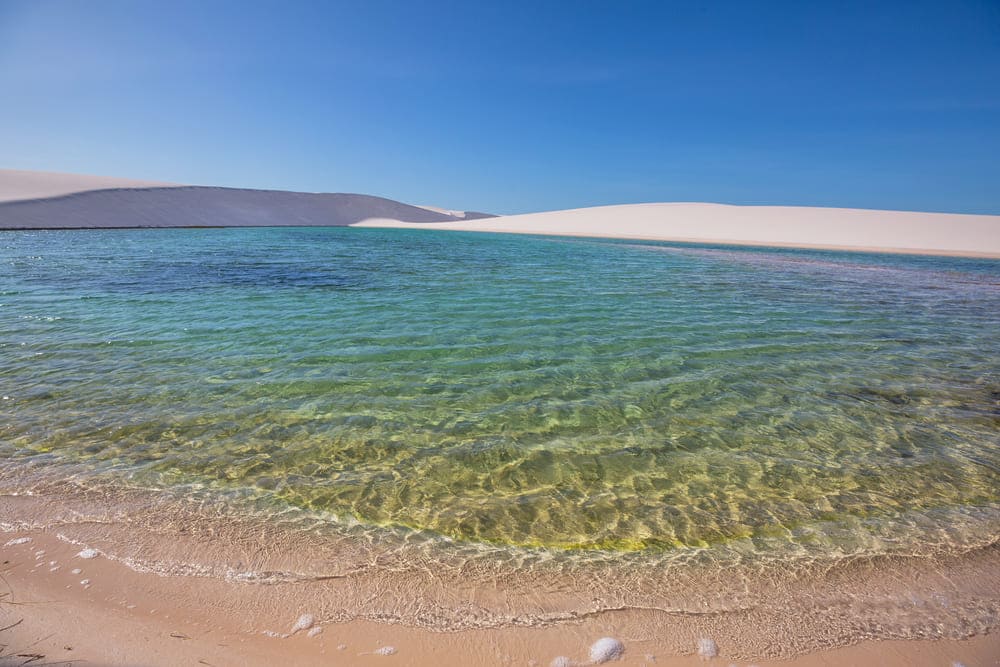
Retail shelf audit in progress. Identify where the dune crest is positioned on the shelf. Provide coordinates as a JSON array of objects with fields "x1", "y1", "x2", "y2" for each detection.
[{"x1": 0, "y1": 168, "x2": 182, "y2": 203}]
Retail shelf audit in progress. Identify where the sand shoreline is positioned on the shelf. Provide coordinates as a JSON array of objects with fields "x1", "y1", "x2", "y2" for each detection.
[
  {"x1": 2, "y1": 530, "x2": 997, "y2": 667},
  {"x1": 6, "y1": 225, "x2": 1000, "y2": 260},
  {"x1": 368, "y1": 225, "x2": 1000, "y2": 259},
  {"x1": 1, "y1": 477, "x2": 998, "y2": 666}
]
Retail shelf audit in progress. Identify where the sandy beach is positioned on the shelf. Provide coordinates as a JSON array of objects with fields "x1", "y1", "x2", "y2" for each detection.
[
  {"x1": 352, "y1": 202, "x2": 1000, "y2": 258},
  {"x1": 3, "y1": 529, "x2": 997, "y2": 667}
]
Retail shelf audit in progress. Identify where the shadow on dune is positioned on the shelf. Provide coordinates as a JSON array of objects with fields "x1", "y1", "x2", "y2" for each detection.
[{"x1": 0, "y1": 186, "x2": 494, "y2": 229}]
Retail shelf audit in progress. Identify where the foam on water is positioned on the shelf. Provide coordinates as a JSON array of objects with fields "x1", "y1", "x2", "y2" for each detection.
[
  {"x1": 589, "y1": 637, "x2": 625, "y2": 663},
  {"x1": 697, "y1": 638, "x2": 718, "y2": 659},
  {"x1": 290, "y1": 613, "x2": 315, "y2": 634}
]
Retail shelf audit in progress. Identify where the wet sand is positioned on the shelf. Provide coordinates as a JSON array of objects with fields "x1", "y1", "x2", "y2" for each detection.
[
  {"x1": 2, "y1": 473, "x2": 997, "y2": 667},
  {"x1": 2, "y1": 531, "x2": 996, "y2": 666}
]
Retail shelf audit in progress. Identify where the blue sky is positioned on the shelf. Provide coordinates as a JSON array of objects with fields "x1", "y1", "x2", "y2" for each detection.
[{"x1": 1, "y1": 1, "x2": 998, "y2": 214}]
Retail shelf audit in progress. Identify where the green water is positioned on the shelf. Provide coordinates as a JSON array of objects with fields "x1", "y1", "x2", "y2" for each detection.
[{"x1": 2, "y1": 227, "x2": 998, "y2": 555}]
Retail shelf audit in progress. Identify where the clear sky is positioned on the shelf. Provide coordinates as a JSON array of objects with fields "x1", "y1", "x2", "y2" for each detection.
[{"x1": 1, "y1": 1, "x2": 998, "y2": 214}]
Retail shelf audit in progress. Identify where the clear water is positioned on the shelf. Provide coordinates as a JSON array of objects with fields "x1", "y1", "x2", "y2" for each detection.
[{"x1": 2, "y1": 227, "x2": 998, "y2": 558}]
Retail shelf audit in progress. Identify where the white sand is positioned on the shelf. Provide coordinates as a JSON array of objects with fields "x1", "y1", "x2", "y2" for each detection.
[
  {"x1": 0, "y1": 168, "x2": 181, "y2": 203},
  {"x1": 352, "y1": 202, "x2": 1000, "y2": 258},
  {"x1": 415, "y1": 204, "x2": 468, "y2": 218}
]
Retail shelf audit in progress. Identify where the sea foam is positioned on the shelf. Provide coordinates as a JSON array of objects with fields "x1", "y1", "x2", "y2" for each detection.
[{"x1": 590, "y1": 637, "x2": 625, "y2": 663}]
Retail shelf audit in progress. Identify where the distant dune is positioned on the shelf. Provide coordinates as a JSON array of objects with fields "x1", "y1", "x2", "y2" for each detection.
[
  {"x1": 0, "y1": 169, "x2": 490, "y2": 229},
  {"x1": 0, "y1": 169, "x2": 181, "y2": 203},
  {"x1": 353, "y1": 202, "x2": 1000, "y2": 258},
  {"x1": 5, "y1": 170, "x2": 997, "y2": 256}
]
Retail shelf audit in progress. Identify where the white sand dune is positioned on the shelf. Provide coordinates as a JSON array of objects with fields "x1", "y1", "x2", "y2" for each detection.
[
  {"x1": 0, "y1": 169, "x2": 489, "y2": 229},
  {"x1": 416, "y1": 204, "x2": 467, "y2": 218},
  {"x1": 4, "y1": 169, "x2": 994, "y2": 255},
  {"x1": 0, "y1": 168, "x2": 182, "y2": 203},
  {"x1": 414, "y1": 204, "x2": 495, "y2": 220},
  {"x1": 353, "y1": 202, "x2": 1000, "y2": 258}
]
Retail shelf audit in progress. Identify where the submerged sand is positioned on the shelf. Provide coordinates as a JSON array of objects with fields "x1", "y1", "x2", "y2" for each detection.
[{"x1": 352, "y1": 202, "x2": 1000, "y2": 258}]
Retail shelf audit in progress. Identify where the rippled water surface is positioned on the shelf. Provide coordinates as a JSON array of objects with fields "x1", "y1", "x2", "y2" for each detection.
[{"x1": 2, "y1": 228, "x2": 999, "y2": 559}]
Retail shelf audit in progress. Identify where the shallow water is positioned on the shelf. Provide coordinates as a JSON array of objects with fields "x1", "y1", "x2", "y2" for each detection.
[{"x1": 1, "y1": 227, "x2": 999, "y2": 650}]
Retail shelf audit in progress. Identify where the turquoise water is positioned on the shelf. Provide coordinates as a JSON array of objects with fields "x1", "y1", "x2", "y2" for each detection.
[{"x1": 2, "y1": 228, "x2": 998, "y2": 558}]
